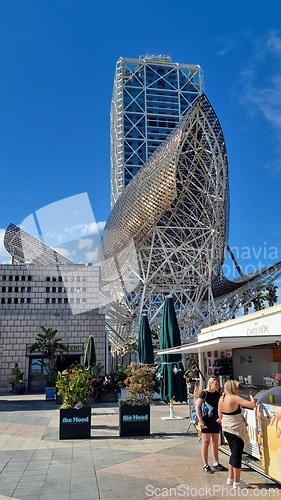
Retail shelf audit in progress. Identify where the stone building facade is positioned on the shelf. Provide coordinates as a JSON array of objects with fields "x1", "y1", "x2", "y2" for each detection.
[{"x1": 0, "y1": 263, "x2": 105, "y2": 394}]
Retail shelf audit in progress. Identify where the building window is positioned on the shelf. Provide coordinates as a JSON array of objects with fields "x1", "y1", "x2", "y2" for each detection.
[
  {"x1": 15, "y1": 276, "x2": 19, "y2": 281},
  {"x1": 28, "y1": 276, "x2": 32, "y2": 281},
  {"x1": 21, "y1": 276, "x2": 26, "y2": 281},
  {"x1": 21, "y1": 287, "x2": 25, "y2": 292},
  {"x1": 2, "y1": 275, "x2": 6, "y2": 280},
  {"x1": 52, "y1": 298, "x2": 56, "y2": 304},
  {"x1": 52, "y1": 277, "x2": 56, "y2": 282},
  {"x1": 20, "y1": 298, "x2": 24, "y2": 303},
  {"x1": 9, "y1": 276, "x2": 13, "y2": 281},
  {"x1": 14, "y1": 298, "x2": 18, "y2": 304},
  {"x1": 27, "y1": 287, "x2": 31, "y2": 292},
  {"x1": 8, "y1": 298, "x2": 12, "y2": 304},
  {"x1": 64, "y1": 298, "x2": 68, "y2": 304},
  {"x1": 52, "y1": 287, "x2": 56, "y2": 293},
  {"x1": 1, "y1": 298, "x2": 4, "y2": 304},
  {"x1": 46, "y1": 287, "x2": 50, "y2": 293},
  {"x1": 46, "y1": 298, "x2": 50, "y2": 304},
  {"x1": 58, "y1": 298, "x2": 62, "y2": 304},
  {"x1": 46, "y1": 276, "x2": 50, "y2": 281},
  {"x1": 58, "y1": 276, "x2": 63, "y2": 282},
  {"x1": 58, "y1": 287, "x2": 62, "y2": 293},
  {"x1": 27, "y1": 298, "x2": 31, "y2": 304},
  {"x1": 8, "y1": 287, "x2": 12, "y2": 292},
  {"x1": 2, "y1": 287, "x2": 5, "y2": 292},
  {"x1": 14, "y1": 287, "x2": 19, "y2": 292}
]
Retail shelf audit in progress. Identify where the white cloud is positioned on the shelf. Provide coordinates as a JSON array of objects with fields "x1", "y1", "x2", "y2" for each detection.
[
  {"x1": 216, "y1": 37, "x2": 238, "y2": 57},
  {"x1": 77, "y1": 238, "x2": 93, "y2": 249},
  {"x1": 266, "y1": 32, "x2": 281, "y2": 55},
  {"x1": 85, "y1": 250, "x2": 98, "y2": 263},
  {"x1": 237, "y1": 31, "x2": 281, "y2": 171}
]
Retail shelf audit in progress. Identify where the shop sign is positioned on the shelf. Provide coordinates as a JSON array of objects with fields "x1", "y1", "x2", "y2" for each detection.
[
  {"x1": 246, "y1": 323, "x2": 269, "y2": 336},
  {"x1": 66, "y1": 344, "x2": 84, "y2": 354},
  {"x1": 122, "y1": 414, "x2": 149, "y2": 422},
  {"x1": 26, "y1": 343, "x2": 84, "y2": 355}
]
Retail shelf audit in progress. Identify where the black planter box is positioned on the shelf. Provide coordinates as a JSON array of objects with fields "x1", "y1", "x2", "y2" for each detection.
[
  {"x1": 59, "y1": 407, "x2": 91, "y2": 440},
  {"x1": 119, "y1": 405, "x2": 150, "y2": 437}
]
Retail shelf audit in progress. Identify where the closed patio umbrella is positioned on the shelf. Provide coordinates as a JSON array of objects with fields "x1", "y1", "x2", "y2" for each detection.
[
  {"x1": 158, "y1": 297, "x2": 187, "y2": 417},
  {"x1": 138, "y1": 314, "x2": 154, "y2": 365},
  {"x1": 84, "y1": 335, "x2": 96, "y2": 370}
]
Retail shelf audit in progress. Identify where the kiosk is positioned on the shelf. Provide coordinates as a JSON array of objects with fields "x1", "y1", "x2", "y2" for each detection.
[{"x1": 157, "y1": 304, "x2": 281, "y2": 483}]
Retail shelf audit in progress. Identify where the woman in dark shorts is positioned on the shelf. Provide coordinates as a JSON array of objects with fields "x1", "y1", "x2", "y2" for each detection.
[
  {"x1": 218, "y1": 379, "x2": 256, "y2": 490},
  {"x1": 195, "y1": 377, "x2": 227, "y2": 474}
]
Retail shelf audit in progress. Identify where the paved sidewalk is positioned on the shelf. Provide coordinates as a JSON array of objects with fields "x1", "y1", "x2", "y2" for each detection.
[{"x1": 0, "y1": 395, "x2": 280, "y2": 499}]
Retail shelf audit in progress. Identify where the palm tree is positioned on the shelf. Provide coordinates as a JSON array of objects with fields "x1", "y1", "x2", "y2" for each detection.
[
  {"x1": 29, "y1": 326, "x2": 66, "y2": 386},
  {"x1": 245, "y1": 284, "x2": 279, "y2": 314},
  {"x1": 264, "y1": 283, "x2": 278, "y2": 307},
  {"x1": 252, "y1": 293, "x2": 266, "y2": 312}
]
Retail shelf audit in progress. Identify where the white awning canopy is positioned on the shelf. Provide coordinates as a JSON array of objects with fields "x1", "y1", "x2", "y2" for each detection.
[
  {"x1": 157, "y1": 335, "x2": 279, "y2": 356},
  {"x1": 158, "y1": 304, "x2": 281, "y2": 356}
]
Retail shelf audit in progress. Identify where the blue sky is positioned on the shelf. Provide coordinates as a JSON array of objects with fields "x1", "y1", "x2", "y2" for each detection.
[{"x1": 1, "y1": 0, "x2": 281, "y2": 294}]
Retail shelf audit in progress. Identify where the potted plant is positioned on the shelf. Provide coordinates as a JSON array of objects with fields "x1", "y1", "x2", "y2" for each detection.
[
  {"x1": 56, "y1": 364, "x2": 93, "y2": 439},
  {"x1": 112, "y1": 364, "x2": 129, "y2": 400},
  {"x1": 119, "y1": 362, "x2": 156, "y2": 437},
  {"x1": 28, "y1": 326, "x2": 66, "y2": 400},
  {"x1": 11, "y1": 363, "x2": 26, "y2": 395}
]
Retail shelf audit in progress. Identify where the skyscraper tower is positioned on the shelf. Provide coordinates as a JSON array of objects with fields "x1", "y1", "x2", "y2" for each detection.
[{"x1": 110, "y1": 55, "x2": 204, "y2": 207}]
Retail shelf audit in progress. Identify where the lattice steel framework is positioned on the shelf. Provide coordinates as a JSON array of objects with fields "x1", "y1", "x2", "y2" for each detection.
[
  {"x1": 99, "y1": 94, "x2": 281, "y2": 347},
  {"x1": 110, "y1": 55, "x2": 203, "y2": 207},
  {"x1": 4, "y1": 223, "x2": 73, "y2": 265}
]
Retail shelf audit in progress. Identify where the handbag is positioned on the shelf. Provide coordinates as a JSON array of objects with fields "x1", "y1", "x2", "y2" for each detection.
[
  {"x1": 190, "y1": 390, "x2": 214, "y2": 425},
  {"x1": 201, "y1": 399, "x2": 214, "y2": 418}
]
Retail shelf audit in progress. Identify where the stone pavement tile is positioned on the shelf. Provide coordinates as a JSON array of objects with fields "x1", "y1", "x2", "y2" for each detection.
[
  {"x1": 25, "y1": 461, "x2": 51, "y2": 471},
  {"x1": 0, "y1": 477, "x2": 19, "y2": 491},
  {"x1": 40, "y1": 493, "x2": 71, "y2": 500},
  {"x1": 70, "y1": 479, "x2": 98, "y2": 492},
  {"x1": 1, "y1": 464, "x2": 27, "y2": 475},
  {"x1": 13, "y1": 485, "x2": 43, "y2": 499},
  {"x1": 96, "y1": 471, "x2": 130, "y2": 498},
  {"x1": 47, "y1": 460, "x2": 72, "y2": 471},
  {"x1": 0, "y1": 490, "x2": 18, "y2": 499},
  {"x1": 46, "y1": 472, "x2": 71, "y2": 482},
  {"x1": 70, "y1": 491, "x2": 100, "y2": 500}
]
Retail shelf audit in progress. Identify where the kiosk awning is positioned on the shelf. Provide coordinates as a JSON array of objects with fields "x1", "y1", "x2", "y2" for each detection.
[{"x1": 157, "y1": 335, "x2": 279, "y2": 355}]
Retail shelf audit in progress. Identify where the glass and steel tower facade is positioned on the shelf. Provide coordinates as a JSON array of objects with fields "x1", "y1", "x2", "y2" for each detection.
[{"x1": 110, "y1": 55, "x2": 204, "y2": 207}]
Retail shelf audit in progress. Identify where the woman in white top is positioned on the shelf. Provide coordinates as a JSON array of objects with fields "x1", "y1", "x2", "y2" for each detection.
[{"x1": 218, "y1": 380, "x2": 256, "y2": 490}]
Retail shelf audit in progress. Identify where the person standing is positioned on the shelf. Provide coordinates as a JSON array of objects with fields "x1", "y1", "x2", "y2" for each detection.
[
  {"x1": 218, "y1": 379, "x2": 256, "y2": 489},
  {"x1": 195, "y1": 376, "x2": 227, "y2": 474}
]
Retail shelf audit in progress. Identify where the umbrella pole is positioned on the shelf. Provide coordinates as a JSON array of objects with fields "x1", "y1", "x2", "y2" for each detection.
[
  {"x1": 161, "y1": 398, "x2": 184, "y2": 420},
  {"x1": 169, "y1": 399, "x2": 175, "y2": 418}
]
